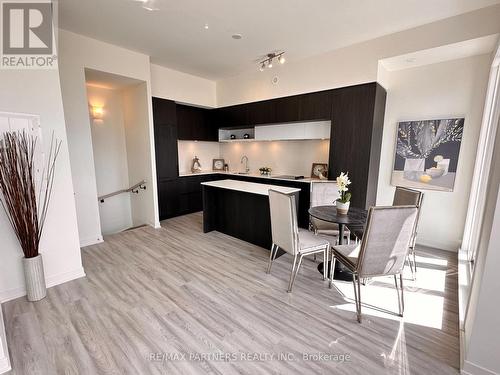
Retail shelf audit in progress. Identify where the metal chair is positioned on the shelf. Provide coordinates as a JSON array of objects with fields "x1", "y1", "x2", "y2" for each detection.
[
  {"x1": 349, "y1": 186, "x2": 424, "y2": 279},
  {"x1": 328, "y1": 205, "x2": 418, "y2": 323},
  {"x1": 392, "y1": 186, "x2": 424, "y2": 279},
  {"x1": 267, "y1": 189, "x2": 330, "y2": 292}
]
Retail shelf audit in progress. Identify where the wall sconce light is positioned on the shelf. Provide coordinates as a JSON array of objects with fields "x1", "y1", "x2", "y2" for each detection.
[{"x1": 91, "y1": 105, "x2": 104, "y2": 120}]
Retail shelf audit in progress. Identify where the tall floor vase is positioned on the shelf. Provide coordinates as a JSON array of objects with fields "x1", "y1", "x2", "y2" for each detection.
[{"x1": 22, "y1": 254, "x2": 47, "y2": 301}]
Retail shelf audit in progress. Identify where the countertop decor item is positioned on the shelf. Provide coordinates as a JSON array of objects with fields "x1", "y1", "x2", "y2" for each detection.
[
  {"x1": 191, "y1": 156, "x2": 202, "y2": 173},
  {"x1": 335, "y1": 171, "x2": 352, "y2": 215},
  {"x1": 212, "y1": 158, "x2": 225, "y2": 171},
  {"x1": 391, "y1": 118, "x2": 464, "y2": 192},
  {"x1": 0, "y1": 131, "x2": 61, "y2": 301},
  {"x1": 311, "y1": 163, "x2": 328, "y2": 179},
  {"x1": 259, "y1": 167, "x2": 272, "y2": 176}
]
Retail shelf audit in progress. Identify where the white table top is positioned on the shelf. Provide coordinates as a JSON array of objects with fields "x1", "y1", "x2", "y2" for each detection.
[{"x1": 201, "y1": 179, "x2": 301, "y2": 196}]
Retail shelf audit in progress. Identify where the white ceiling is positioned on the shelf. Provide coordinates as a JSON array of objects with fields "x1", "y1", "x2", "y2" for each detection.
[
  {"x1": 84, "y1": 68, "x2": 144, "y2": 90},
  {"x1": 380, "y1": 34, "x2": 499, "y2": 71},
  {"x1": 59, "y1": 0, "x2": 500, "y2": 80}
]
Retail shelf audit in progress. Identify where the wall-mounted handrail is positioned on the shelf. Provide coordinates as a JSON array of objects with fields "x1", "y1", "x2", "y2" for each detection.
[{"x1": 98, "y1": 180, "x2": 147, "y2": 203}]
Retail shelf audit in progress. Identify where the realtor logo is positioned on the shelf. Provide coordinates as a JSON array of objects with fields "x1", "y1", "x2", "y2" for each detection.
[{"x1": 1, "y1": 1, "x2": 58, "y2": 69}]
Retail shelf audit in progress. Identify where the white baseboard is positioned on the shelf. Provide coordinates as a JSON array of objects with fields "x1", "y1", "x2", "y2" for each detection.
[
  {"x1": 0, "y1": 307, "x2": 11, "y2": 374},
  {"x1": 79, "y1": 237, "x2": 103, "y2": 248},
  {"x1": 0, "y1": 267, "x2": 86, "y2": 303},
  {"x1": 462, "y1": 360, "x2": 499, "y2": 375},
  {"x1": 0, "y1": 357, "x2": 10, "y2": 374}
]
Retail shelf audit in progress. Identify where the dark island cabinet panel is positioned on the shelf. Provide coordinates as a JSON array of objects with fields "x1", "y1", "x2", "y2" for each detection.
[{"x1": 152, "y1": 97, "x2": 178, "y2": 180}]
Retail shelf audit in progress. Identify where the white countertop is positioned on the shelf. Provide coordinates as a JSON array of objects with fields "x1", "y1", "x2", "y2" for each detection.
[
  {"x1": 201, "y1": 179, "x2": 301, "y2": 196},
  {"x1": 179, "y1": 170, "x2": 329, "y2": 183}
]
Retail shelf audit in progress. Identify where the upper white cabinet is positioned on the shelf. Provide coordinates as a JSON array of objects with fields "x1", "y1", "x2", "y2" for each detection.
[{"x1": 254, "y1": 121, "x2": 331, "y2": 141}]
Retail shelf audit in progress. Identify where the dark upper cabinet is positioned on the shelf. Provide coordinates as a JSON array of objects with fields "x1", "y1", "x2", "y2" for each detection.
[
  {"x1": 152, "y1": 97, "x2": 178, "y2": 180},
  {"x1": 176, "y1": 104, "x2": 217, "y2": 141},
  {"x1": 213, "y1": 104, "x2": 248, "y2": 128},
  {"x1": 247, "y1": 100, "x2": 276, "y2": 125},
  {"x1": 299, "y1": 90, "x2": 333, "y2": 121},
  {"x1": 274, "y1": 95, "x2": 300, "y2": 123}
]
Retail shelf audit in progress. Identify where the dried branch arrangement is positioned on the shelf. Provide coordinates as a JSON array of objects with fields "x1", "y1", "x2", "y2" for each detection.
[{"x1": 0, "y1": 131, "x2": 61, "y2": 259}]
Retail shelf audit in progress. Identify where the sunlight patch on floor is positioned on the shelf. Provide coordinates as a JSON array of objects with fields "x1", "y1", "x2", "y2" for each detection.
[{"x1": 331, "y1": 276, "x2": 444, "y2": 329}]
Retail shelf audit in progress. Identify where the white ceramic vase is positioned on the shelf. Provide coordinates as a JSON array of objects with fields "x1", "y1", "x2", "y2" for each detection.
[
  {"x1": 22, "y1": 254, "x2": 47, "y2": 302},
  {"x1": 336, "y1": 201, "x2": 350, "y2": 215}
]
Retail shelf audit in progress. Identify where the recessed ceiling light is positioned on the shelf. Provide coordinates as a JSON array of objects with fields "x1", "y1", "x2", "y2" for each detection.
[
  {"x1": 405, "y1": 57, "x2": 416, "y2": 63},
  {"x1": 204, "y1": 23, "x2": 209, "y2": 30},
  {"x1": 232, "y1": 34, "x2": 243, "y2": 40}
]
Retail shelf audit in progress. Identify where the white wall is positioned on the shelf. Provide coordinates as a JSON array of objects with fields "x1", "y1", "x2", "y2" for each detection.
[
  {"x1": 122, "y1": 83, "x2": 158, "y2": 228},
  {"x1": 0, "y1": 68, "x2": 84, "y2": 302},
  {"x1": 220, "y1": 140, "x2": 330, "y2": 176},
  {"x1": 86, "y1": 85, "x2": 133, "y2": 234},
  {"x1": 59, "y1": 29, "x2": 160, "y2": 246},
  {"x1": 377, "y1": 55, "x2": 490, "y2": 251},
  {"x1": 216, "y1": 5, "x2": 500, "y2": 106},
  {"x1": 151, "y1": 64, "x2": 216, "y2": 108},
  {"x1": 464, "y1": 175, "x2": 500, "y2": 375},
  {"x1": 178, "y1": 141, "x2": 221, "y2": 174}
]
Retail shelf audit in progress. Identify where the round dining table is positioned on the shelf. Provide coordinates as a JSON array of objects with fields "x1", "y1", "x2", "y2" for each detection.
[{"x1": 308, "y1": 206, "x2": 367, "y2": 281}]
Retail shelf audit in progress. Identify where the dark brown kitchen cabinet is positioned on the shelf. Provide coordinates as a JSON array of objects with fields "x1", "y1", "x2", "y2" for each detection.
[
  {"x1": 299, "y1": 90, "x2": 332, "y2": 121},
  {"x1": 328, "y1": 82, "x2": 386, "y2": 209},
  {"x1": 153, "y1": 82, "x2": 387, "y2": 222},
  {"x1": 213, "y1": 104, "x2": 248, "y2": 128},
  {"x1": 247, "y1": 100, "x2": 276, "y2": 125},
  {"x1": 158, "y1": 174, "x2": 220, "y2": 220},
  {"x1": 176, "y1": 104, "x2": 217, "y2": 141},
  {"x1": 152, "y1": 97, "x2": 178, "y2": 180},
  {"x1": 274, "y1": 95, "x2": 300, "y2": 123}
]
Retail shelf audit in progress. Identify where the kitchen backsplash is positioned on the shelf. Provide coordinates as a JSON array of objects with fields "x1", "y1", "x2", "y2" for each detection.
[
  {"x1": 178, "y1": 139, "x2": 330, "y2": 177},
  {"x1": 177, "y1": 141, "x2": 222, "y2": 174}
]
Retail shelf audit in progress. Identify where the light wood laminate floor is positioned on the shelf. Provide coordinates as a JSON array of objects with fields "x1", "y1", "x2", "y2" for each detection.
[{"x1": 3, "y1": 212, "x2": 459, "y2": 374}]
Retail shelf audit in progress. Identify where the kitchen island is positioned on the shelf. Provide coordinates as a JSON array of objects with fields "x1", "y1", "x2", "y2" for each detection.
[{"x1": 202, "y1": 179, "x2": 300, "y2": 249}]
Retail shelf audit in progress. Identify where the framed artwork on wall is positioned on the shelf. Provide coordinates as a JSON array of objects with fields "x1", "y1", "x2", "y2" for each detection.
[{"x1": 391, "y1": 118, "x2": 464, "y2": 192}]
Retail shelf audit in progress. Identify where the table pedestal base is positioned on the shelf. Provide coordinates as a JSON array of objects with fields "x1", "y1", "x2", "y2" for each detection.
[{"x1": 318, "y1": 261, "x2": 353, "y2": 282}]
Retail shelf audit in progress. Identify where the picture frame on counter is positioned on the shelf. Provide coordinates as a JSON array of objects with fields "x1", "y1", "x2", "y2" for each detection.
[
  {"x1": 311, "y1": 163, "x2": 328, "y2": 179},
  {"x1": 212, "y1": 158, "x2": 225, "y2": 171}
]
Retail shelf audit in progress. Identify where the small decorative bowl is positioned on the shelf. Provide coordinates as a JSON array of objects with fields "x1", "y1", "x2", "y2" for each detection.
[{"x1": 425, "y1": 167, "x2": 445, "y2": 178}]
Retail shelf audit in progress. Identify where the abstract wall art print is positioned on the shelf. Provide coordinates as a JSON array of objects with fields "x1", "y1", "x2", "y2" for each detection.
[{"x1": 391, "y1": 118, "x2": 464, "y2": 192}]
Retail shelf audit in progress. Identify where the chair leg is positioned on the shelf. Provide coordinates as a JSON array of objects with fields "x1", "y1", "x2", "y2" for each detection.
[
  {"x1": 329, "y1": 254, "x2": 336, "y2": 289},
  {"x1": 352, "y1": 274, "x2": 362, "y2": 323},
  {"x1": 412, "y1": 248, "x2": 418, "y2": 275},
  {"x1": 266, "y1": 244, "x2": 276, "y2": 274},
  {"x1": 394, "y1": 274, "x2": 404, "y2": 317},
  {"x1": 406, "y1": 254, "x2": 415, "y2": 280},
  {"x1": 322, "y1": 247, "x2": 327, "y2": 280},
  {"x1": 287, "y1": 254, "x2": 304, "y2": 293},
  {"x1": 400, "y1": 273, "x2": 405, "y2": 315}
]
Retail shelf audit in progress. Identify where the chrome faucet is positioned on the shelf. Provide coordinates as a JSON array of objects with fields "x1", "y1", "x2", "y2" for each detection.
[{"x1": 241, "y1": 155, "x2": 250, "y2": 173}]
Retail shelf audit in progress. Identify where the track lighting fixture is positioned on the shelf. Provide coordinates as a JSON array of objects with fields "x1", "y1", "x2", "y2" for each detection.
[{"x1": 258, "y1": 52, "x2": 285, "y2": 71}]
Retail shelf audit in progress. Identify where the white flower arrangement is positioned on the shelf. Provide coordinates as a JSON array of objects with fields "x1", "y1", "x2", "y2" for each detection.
[{"x1": 336, "y1": 172, "x2": 352, "y2": 203}]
